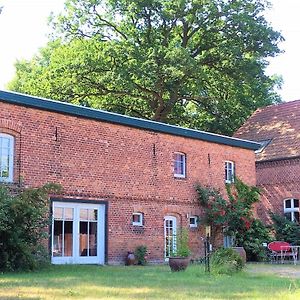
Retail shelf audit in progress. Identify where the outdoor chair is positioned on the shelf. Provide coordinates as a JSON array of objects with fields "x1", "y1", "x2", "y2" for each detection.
[{"x1": 267, "y1": 241, "x2": 298, "y2": 264}]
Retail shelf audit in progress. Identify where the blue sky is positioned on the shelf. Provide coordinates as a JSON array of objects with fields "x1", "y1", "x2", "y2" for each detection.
[{"x1": 0, "y1": 0, "x2": 299, "y2": 102}]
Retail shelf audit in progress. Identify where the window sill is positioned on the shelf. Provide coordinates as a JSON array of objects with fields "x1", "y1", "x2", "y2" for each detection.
[
  {"x1": 132, "y1": 223, "x2": 143, "y2": 227},
  {"x1": 174, "y1": 175, "x2": 186, "y2": 179}
]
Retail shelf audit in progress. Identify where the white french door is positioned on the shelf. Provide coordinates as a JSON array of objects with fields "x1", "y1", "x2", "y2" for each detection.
[
  {"x1": 164, "y1": 216, "x2": 177, "y2": 260},
  {"x1": 51, "y1": 202, "x2": 105, "y2": 264}
]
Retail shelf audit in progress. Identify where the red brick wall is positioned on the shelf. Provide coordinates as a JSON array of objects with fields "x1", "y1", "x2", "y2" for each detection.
[
  {"x1": 256, "y1": 158, "x2": 300, "y2": 224},
  {"x1": 0, "y1": 101, "x2": 256, "y2": 263}
]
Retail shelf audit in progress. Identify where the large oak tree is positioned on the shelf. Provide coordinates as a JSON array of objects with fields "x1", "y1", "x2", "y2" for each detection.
[{"x1": 8, "y1": 0, "x2": 283, "y2": 134}]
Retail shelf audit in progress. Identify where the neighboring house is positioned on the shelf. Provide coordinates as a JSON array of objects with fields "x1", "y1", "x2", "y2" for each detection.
[
  {"x1": 0, "y1": 90, "x2": 259, "y2": 265},
  {"x1": 235, "y1": 100, "x2": 300, "y2": 224}
]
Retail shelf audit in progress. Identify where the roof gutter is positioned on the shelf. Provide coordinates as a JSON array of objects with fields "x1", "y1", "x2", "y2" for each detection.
[{"x1": 0, "y1": 90, "x2": 260, "y2": 151}]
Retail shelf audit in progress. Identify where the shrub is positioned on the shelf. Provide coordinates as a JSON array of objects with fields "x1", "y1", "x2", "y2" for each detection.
[
  {"x1": 134, "y1": 245, "x2": 147, "y2": 265},
  {"x1": 196, "y1": 178, "x2": 272, "y2": 261},
  {"x1": 0, "y1": 183, "x2": 61, "y2": 271},
  {"x1": 211, "y1": 248, "x2": 245, "y2": 275},
  {"x1": 236, "y1": 219, "x2": 272, "y2": 261},
  {"x1": 270, "y1": 212, "x2": 300, "y2": 245}
]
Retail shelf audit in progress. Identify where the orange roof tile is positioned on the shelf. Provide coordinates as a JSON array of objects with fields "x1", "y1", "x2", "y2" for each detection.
[{"x1": 235, "y1": 100, "x2": 300, "y2": 161}]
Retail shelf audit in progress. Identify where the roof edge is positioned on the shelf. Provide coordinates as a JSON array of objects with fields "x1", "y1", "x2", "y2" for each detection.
[
  {"x1": 0, "y1": 90, "x2": 260, "y2": 151},
  {"x1": 256, "y1": 155, "x2": 300, "y2": 164}
]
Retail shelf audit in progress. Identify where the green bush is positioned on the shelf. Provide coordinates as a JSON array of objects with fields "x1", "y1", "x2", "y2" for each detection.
[
  {"x1": 236, "y1": 219, "x2": 272, "y2": 261},
  {"x1": 0, "y1": 183, "x2": 61, "y2": 271},
  {"x1": 134, "y1": 245, "x2": 147, "y2": 265},
  {"x1": 211, "y1": 248, "x2": 245, "y2": 275},
  {"x1": 270, "y1": 212, "x2": 300, "y2": 245}
]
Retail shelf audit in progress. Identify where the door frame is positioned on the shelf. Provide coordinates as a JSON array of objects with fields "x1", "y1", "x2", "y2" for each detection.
[
  {"x1": 50, "y1": 198, "x2": 108, "y2": 264},
  {"x1": 164, "y1": 215, "x2": 177, "y2": 261}
]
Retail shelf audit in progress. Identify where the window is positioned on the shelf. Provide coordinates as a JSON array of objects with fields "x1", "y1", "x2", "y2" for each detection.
[
  {"x1": 223, "y1": 235, "x2": 235, "y2": 248},
  {"x1": 174, "y1": 152, "x2": 186, "y2": 178},
  {"x1": 0, "y1": 133, "x2": 14, "y2": 182},
  {"x1": 284, "y1": 198, "x2": 299, "y2": 223},
  {"x1": 225, "y1": 161, "x2": 235, "y2": 183},
  {"x1": 189, "y1": 216, "x2": 198, "y2": 228},
  {"x1": 132, "y1": 212, "x2": 143, "y2": 226}
]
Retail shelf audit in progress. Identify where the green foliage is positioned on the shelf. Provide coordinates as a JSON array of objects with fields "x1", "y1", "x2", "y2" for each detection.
[
  {"x1": 237, "y1": 219, "x2": 272, "y2": 261},
  {"x1": 211, "y1": 248, "x2": 245, "y2": 275},
  {"x1": 8, "y1": 0, "x2": 283, "y2": 135},
  {"x1": 134, "y1": 245, "x2": 147, "y2": 266},
  {"x1": 0, "y1": 183, "x2": 61, "y2": 271},
  {"x1": 270, "y1": 212, "x2": 300, "y2": 245},
  {"x1": 196, "y1": 179, "x2": 272, "y2": 261},
  {"x1": 196, "y1": 178, "x2": 260, "y2": 237},
  {"x1": 171, "y1": 228, "x2": 191, "y2": 257}
]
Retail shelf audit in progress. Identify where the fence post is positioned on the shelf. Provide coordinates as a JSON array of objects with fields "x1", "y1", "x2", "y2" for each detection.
[{"x1": 204, "y1": 234, "x2": 210, "y2": 273}]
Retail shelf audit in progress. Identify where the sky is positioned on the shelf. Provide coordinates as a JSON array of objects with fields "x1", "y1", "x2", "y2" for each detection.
[{"x1": 0, "y1": 0, "x2": 299, "y2": 102}]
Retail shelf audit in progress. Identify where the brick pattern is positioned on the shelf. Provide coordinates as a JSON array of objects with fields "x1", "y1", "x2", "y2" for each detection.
[
  {"x1": 255, "y1": 158, "x2": 300, "y2": 223},
  {"x1": 235, "y1": 101, "x2": 300, "y2": 225},
  {"x1": 0, "y1": 101, "x2": 256, "y2": 263}
]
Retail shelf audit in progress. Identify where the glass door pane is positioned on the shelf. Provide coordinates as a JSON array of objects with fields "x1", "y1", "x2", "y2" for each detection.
[
  {"x1": 52, "y1": 207, "x2": 73, "y2": 257},
  {"x1": 89, "y1": 222, "x2": 97, "y2": 256},
  {"x1": 79, "y1": 208, "x2": 98, "y2": 257},
  {"x1": 164, "y1": 217, "x2": 176, "y2": 258}
]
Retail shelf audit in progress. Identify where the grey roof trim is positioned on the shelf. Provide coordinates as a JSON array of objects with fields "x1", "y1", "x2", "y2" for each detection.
[{"x1": 0, "y1": 90, "x2": 260, "y2": 150}]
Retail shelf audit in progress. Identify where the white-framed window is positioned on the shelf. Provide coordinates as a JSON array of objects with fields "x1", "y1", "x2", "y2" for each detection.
[
  {"x1": 0, "y1": 133, "x2": 14, "y2": 182},
  {"x1": 225, "y1": 161, "x2": 235, "y2": 183},
  {"x1": 174, "y1": 152, "x2": 186, "y2": 178},
  {"x1": 284, "y1": 198, "x2": 299, "y2": 223},
  {"x1": 223, "y1": 235, "x2": 235, "y2": 248},
  {"x1": 132, "y1": 212, "x2": 144, "y2": 226},
  {"x1": 189, "y1": 216, "x2": 198, "y2": 228}
]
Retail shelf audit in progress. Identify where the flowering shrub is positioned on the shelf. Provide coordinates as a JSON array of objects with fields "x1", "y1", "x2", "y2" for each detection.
[
  {"x1": 196, "y1": 179, "x2": 271, "y2": 261},
  {"x1": 196, "y1": 178, "x2": 259, "y2": 237}
]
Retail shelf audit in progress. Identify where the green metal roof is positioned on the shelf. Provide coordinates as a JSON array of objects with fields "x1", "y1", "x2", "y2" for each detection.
[{"x1": 0, "y1": 90, "x2": 260, "y2": 150}]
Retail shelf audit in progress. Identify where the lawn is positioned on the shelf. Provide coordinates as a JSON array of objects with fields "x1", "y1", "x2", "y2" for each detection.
[{"x1": 1, "y1": 264, "x2": 300, "y2": 300}]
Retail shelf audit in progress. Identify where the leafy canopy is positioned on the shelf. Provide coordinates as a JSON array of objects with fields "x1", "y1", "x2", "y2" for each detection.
[{"x1": 8, "y1": 0, "x2": 283, "y2": 134}]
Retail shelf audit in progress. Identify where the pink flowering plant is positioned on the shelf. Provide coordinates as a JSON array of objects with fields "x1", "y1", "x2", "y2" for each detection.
[{"x1": 196, "y1": 178, "x2": 260, "y2": 243}]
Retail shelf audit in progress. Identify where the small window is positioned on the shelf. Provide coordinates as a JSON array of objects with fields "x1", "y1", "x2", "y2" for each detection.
[
  {"x1": 174, "y1": 152, "x2": 186, "y2": 178},
  {"x1": 0, "y1": 133, "x2": 14, "y2": 182},
  {"x1": 225, "y1": 161, "x2": 235, "y2": 183},
  {"x1": 189, "y1": 216, "x2": 198, "y2": 228},
  {"x1": 223, "y1": 235, "x2": 235, "y2": 248},
  {"x1": 132, "y1": 212, "x2": 143, "y2": 226},
  {"x1": 284, "y1": 198, "x2": 299, "y2": 223}
]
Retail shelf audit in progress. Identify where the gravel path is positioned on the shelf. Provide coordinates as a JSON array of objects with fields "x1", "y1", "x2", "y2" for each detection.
[{"x1": 247, "y1": 263, "x2": 300, "y2": 278}]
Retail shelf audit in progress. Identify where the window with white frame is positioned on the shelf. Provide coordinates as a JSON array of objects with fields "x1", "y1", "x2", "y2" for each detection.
[
  {"x1": 0, "y1": 133, "x2": 14, "y2": 182},
  {"x1": 174, "y1": 152, "x2": 186, "y2": 178},
  {"x1": 284, "y1": 198, "x2": 299, "y2": 223},
  {"x1": 132, "y1": 212, "x2": 144, "y2": 226},
  {"x1": 189, "y1": 216, "x2": 198, "y2": 228},
  {"x1": 225, "y1": 161, "x2": 235, "y2": 183}
]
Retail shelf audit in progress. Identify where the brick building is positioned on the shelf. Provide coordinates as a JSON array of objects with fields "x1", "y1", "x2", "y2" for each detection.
[
  {"x1": 235, "y1": 100, "x2": 300, "y2": 224},
  {"x1": 0, "y1": 90, "x2": 259, "y2": 264}
]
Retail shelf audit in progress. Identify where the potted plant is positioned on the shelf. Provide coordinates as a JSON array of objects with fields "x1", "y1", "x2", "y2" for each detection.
[{"x1": 169, "y1": 228, "x2": 191, "y2": 272}]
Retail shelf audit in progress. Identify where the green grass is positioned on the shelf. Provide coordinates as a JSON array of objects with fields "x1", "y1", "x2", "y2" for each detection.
[{"x1": 1, "y1": 264, "x2": 300, "y2": 299}]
